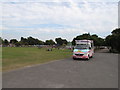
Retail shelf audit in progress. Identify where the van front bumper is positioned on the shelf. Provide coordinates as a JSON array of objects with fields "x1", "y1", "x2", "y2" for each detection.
[{"x1": 73, "y1": 55, "x2": 89, "y2": 59}]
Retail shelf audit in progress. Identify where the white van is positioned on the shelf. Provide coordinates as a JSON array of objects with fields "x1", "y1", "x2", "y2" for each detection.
[{"x1": 73, "y1": 40, "x2": 94, "y2": 60}]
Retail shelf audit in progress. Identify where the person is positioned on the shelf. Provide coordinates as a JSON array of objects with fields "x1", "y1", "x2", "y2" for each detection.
[{"x1": 47, "y1": 48, "x2": 52, "y2": 51}]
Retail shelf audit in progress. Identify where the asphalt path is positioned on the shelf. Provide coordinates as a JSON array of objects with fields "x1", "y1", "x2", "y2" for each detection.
[{"x1": 2, "y1": 49, "x2": 118, "y2": 88}]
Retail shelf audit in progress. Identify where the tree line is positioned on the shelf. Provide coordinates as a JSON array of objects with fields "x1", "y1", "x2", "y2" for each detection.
[
  {"x1": 0, "y1": 34, "x2": 105, "y2": 47},
  {"x1": 0, "y1": 37, "x2": 68, "y2": 47},
  {"x1": 0, "y1": 28, "x2": 120, "y2": 52},
  {"x1": 72, "y1": 28, "x2": 120, "y2": 52},
  {"x1": 105, "y1": 28, "x2": 120, "y2": 53},
  {"x1": 72, "y1": 33, "x2": 105, "y2": 46}
]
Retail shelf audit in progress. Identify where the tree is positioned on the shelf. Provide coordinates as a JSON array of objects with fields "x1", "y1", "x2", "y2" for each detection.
[
  {"x1": 3, "y1": 39, "x2": 9, "y2": 46},
  {"x1": 91, "y1": 34, "x2": 98, "y2": 38},
  {"x1": 72, "y1": 33, "x2": 105, "y2": 46},
  {"x1": 72, "y1": 33, "x2": 91, "y2": 45},
  {"x1": 55, "y1": 38, "x2": 68, "y2": 45},
  {"x1": 55, "y1": 38, "x2": 63, "y2": 45},
  {"x1": 25, "y1": 36, "x2": 44, "y2": 45},
  {"x1": 112, "y1": 28, "x2": 120, "y2": 35},
  {"x1": 15, "y1": 42, "x2": 21, "y2": 47},
  {"x1": 34, "y1": 39, "x2": 44, "y2": 45},
  {"x1": 20, "y1": 37, "x2": 28, "y2": 45},
  {"x1": 91, "y1": 35, "x2": 105, "y2": 46},
  {"x1": 105, "y1": 28, "x2": 120, "y2": 52},
  {"x1": 27, "y1": 37, "x2": 34, "y2": 45},
  {"x1": 0, "y1": 37, "x2": 3, "y2": 45},
  {"x1": 38, "y1": 40, "x2": 44, "y2": 45},
  {"x1": 62, "y1": 39, "x2": 67, "y2": 45},
  {"x1": 45, "y1": 39, "x2": 55, "y2": 45},
  {"x1": 10, "y1": 39, "x2": 18, "y2": 44}
]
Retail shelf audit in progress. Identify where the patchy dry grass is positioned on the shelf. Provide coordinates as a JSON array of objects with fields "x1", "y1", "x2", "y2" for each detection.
[{"x1": 2, "y1": 47, "x2": 72, "y2": 71}]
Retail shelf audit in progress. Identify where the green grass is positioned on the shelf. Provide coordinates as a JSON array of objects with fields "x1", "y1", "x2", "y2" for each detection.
[{"x1": 2, "y1": 47, "x2": 72, "y2": 71}]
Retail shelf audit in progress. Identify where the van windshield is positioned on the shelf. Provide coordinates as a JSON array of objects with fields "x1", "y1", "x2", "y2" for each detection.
[{"x1": 75, "y1": 44, "x2": 89, "y2": 49}]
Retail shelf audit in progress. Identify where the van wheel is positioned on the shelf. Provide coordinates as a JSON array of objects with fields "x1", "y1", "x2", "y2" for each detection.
[
  {"x1": 90, "y1": 56, "x2": 93, "y2": 58},
  {"x1": 73, "y1": 57, "x2": 76, "y2": 60}
]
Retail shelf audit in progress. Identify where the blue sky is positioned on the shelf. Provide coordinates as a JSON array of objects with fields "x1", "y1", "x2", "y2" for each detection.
[{"x1": 1, "y1": 0, "x2": 119, "y2": 41}]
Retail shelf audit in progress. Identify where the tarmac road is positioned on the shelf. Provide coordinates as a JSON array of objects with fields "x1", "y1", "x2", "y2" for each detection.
[{"x1": 2, "y1": 49, "x2": 118, "y2": 88}]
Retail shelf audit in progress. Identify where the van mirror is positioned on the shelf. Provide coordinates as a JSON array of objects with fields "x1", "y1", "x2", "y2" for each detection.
[{"x1": 89, "y1": 47, "x2": 91, "y2": 49}]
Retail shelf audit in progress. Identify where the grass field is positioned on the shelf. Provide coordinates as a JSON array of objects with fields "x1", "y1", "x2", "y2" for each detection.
[{"x1": 2, "y1": 47, "x2": 72, "y2": 71}]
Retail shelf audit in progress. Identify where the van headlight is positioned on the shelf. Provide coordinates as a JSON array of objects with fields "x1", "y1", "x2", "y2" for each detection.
[{"x1": 73, "y1": 53, "x2": 75, "y2": 55}]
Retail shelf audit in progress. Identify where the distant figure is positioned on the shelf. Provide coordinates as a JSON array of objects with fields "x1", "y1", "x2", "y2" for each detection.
[{"x1": 47, "y1": 48, "x2": 52, "y2": 51}]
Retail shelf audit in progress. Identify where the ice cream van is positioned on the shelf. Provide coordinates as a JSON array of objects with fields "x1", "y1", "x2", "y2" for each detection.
[{"x1": 73, "y1": 40, "x2": 94, "y2": 60}]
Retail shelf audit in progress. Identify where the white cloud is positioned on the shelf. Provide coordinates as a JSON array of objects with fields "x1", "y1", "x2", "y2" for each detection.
[
  {"x1": 2, "y1": 1, "x2": 118, "y2": 41},
  {"x1": 1, "y1": 0, "x2": 119, "y2": 2}
]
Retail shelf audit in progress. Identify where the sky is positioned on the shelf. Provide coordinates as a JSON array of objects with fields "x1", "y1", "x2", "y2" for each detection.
[{"x1": 1, "y1": 0, "x2": 119, "y2": 41}]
